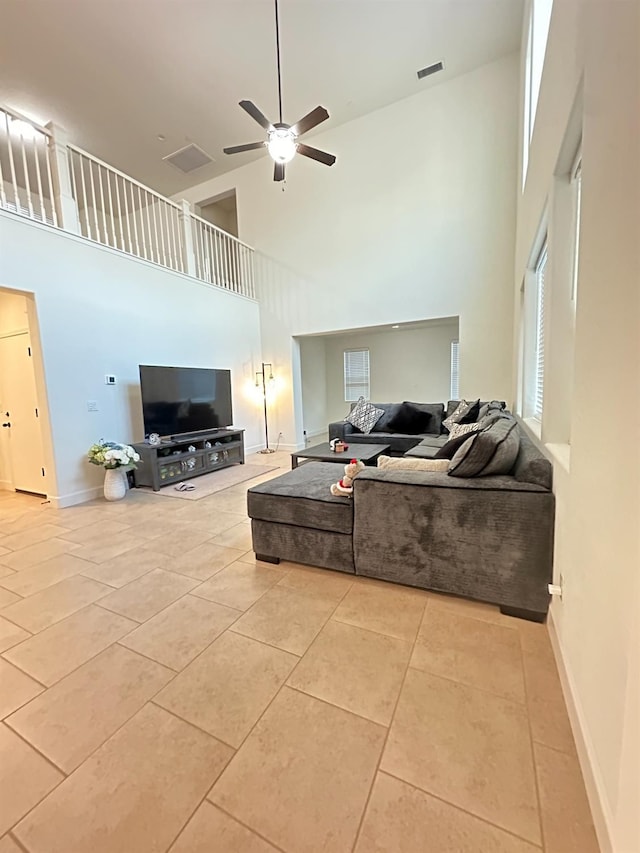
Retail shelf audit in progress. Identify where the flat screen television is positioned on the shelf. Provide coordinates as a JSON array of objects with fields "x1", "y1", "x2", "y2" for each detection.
[{"x1": 139, "y1": 365, "x2": 233, "y2": 438}]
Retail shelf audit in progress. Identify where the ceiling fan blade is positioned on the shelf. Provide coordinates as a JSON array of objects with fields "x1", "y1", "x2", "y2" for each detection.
[
  {"x1": 274, "y1": 161, "x2": 285, "y2": 182},
  {"x1": 290, "y1": 106, "x2": 330, "y2": 137},
  {"x1": 223, "y1": 141, "x2": 266, "y2": 155},
  {"x1": 296, "y1": 143, "x2": 336, "y2": 167},
  {"x1": 239, "y1": 100, "x2": 273, "y2": 131}
]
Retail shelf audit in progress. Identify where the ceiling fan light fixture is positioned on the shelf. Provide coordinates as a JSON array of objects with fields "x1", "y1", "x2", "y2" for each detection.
[{"x1": 267, "y1": 128, "x2": 297, "y2": 163}]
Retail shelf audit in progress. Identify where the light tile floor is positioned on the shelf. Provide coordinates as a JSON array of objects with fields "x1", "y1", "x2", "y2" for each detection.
[{"x1": 0, "y1": 451, "x2": 600, "y2": 853}]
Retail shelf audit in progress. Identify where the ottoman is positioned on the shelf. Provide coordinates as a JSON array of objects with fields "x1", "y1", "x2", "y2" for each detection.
[{"x1": 247, "y1": 462, "x2": 355, "y2": 573}]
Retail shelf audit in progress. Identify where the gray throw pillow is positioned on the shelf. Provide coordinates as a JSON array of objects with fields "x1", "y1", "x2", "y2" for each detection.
[
  {"x1": 448, "y1": 416, "x2": 520, "y2": 477},
  {"x1": 345, "y1": 397, "x2": 385, "y2": 434}
]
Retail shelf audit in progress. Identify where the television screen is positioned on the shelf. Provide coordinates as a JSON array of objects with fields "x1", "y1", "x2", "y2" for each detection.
[{"x1": 139, "y1": 365, "x2": 233, "y2": 438}]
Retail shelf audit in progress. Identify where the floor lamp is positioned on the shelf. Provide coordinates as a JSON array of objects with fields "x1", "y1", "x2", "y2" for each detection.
[{"x1": 256, "y1": 362, "x2": 276, "y2": 454}]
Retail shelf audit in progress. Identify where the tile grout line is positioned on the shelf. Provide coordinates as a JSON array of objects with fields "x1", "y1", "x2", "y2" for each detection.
[
  {"x1": 7, "y1": 830, "x2": 30, "y2": 853},
  {"x1": 379, "y1": 768, "x2": 545, "y2": 850},
  {"x1": 198, "y1": 579, "x2": 357, "y2": 844},
  {"x1": 207, "y1": 801, "x2": 289, "y2": 853},
  {"x1": 2, "y1": 719, "x2": 68, "y2": 776},
  {"x1": 531, "y1": 736, "x2": 578, "y2": 757},
  {"x1": 404, "y1": 662, "x2": 528, "y2": 706},
  {"x1": 519, "y1": 629, "x2": 548, "y2": 852},
  {"x1": 349, "y1": 593, "x2": 428, "y2": 853}
]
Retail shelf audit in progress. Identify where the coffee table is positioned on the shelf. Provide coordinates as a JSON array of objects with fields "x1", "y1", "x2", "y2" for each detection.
[{"x1": 291, "y1": 441, "x2": 391, "y2": 469}]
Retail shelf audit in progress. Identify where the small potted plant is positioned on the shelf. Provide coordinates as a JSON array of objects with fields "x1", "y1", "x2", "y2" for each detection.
[{"x1": 87, "y1": 440, "x2": 140, "y2": 501}]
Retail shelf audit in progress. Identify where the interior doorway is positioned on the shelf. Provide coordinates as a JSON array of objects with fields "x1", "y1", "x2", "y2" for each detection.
[
  {"x1": 0, "y1": 289, "x2": 47, "y2": 496},
  {"x1": 197, "y1": 190, "x2": 238, "y2": 237}
]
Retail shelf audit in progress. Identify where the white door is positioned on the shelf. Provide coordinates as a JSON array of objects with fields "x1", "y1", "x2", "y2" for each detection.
[{"x1": 0, "y1": 333, "x2": 46, "y2": 494}]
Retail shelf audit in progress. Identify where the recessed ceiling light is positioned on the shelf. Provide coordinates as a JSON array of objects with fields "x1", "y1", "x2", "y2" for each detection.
[{"x1": 392, "y1": 325, "x2": 400, "y2": 329}]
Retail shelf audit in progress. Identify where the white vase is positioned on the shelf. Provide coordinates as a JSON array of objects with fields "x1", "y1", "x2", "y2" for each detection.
[{"x1": 104, "y1": 467, "x2": 127, "y2": 501}]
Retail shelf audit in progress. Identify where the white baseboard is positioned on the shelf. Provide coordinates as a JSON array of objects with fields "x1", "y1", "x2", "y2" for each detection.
[
  {"x1": 548, "y1": 610, "x2": 614, "y2": 853},
  {"x1": 47, "y1": 485, "x2": 103, "y2": 508}
]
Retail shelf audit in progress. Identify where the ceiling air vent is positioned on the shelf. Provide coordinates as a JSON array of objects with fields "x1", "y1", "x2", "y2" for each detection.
[
  {"x1": 163, "y1": 143, "x2": 214, "y2": 173},
  {"x1": 417, "y1": 61, "x2": 444, "y2": 80}
]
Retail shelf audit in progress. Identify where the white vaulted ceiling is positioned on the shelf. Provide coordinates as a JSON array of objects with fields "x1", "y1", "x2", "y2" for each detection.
[{"x1": 1, "y1": 0, "x2": 523, "y2": 195}]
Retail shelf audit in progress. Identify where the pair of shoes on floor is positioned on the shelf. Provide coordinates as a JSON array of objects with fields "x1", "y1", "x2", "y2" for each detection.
[{"x1": 174, "y1": 482, "x2": 196, "y2": 492}]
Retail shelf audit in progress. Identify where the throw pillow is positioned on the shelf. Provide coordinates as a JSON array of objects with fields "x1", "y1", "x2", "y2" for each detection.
[
  {"x1": 373, "y1": 404, "x2": 401, "y2": 433},
  {"x1": 377, "y1": 455, "x2": 450, "y2": 472},
  {"x1": 435, "y1": 421, "x2": 485, "y2": 459},
  {"x1": 345, "y1": 397, "x2": 385, "y2": 434},
  {"x1": 386, "y1": 402, "x2": 433, "y2": 435},
  {"x1": 442, "y1": 398, "x2": 480, "y2": 432},
  {"x1": 448, "y1": 416, "x2": 520, "y2": 477}
]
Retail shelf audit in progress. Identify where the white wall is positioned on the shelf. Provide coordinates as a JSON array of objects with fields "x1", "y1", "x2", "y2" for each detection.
[
  {"x1": 298, "y1": 336, "x2": 327, "y2": 439},
  {"x1": 515, "y1": 2, "x2": 639, "y2": 851},
  {"x1": 178, "y1": 53, "x2": 520, "y2": 447},
  {"x1": 322, "y1": 320, "x2": 459, "y2": 424},
  {"x1": 0, "y1": 212, "x2": 264, "y2": 506}
]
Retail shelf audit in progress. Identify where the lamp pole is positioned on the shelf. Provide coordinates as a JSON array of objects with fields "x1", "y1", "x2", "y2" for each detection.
[{"x1": 257, "y1": 363, "x2": 275, "y2": 454}]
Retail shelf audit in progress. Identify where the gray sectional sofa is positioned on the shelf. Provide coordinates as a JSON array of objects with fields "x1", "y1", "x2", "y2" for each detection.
[
  {"x1": 329, "y1": 401, "x2": 446, "y2": 455},
  {"x1": 247, "y1": 416, "x2": 555, "y2": 621}
]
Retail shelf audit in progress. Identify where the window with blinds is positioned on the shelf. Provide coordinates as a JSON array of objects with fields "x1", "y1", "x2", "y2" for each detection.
[
  {"x1": 344, "y1": 349, "x2": 370, "y2": 402},
  {"x1": 533, "y1": 242, "x2": 548, "y2": 420},
  {"x1": 450, "y1": 341, "x2": 460, "y2": 399}
]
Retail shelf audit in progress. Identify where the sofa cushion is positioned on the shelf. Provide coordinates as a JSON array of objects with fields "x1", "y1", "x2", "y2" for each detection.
[
  {"x1": 247, "y1": 462, "x2": 353, "y2": 534},
  {"x1": 449, "y1": 416, "x2": 520, "y2": 478},
  {"x1": 377, "y1": 455, "x2": 449, "y2": 472},
  {"x1": 442, "y1": 399, "x2": 480, "y2": 432},
  {"x1": 345, "y1": 397, "x2": 384, "y2": 434},
  {"x1": 386, "y1": 402, "x2": 433, "y2": 434},
  {"x1": 404, "y1": 402, "x2": 445, "y2": 435}
]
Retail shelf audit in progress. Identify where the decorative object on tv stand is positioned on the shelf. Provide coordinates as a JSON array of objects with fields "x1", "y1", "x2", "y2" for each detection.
[
  {"x1": 256, "y1": 362, "x2": 276, "y2": 454},
  {"x1": 87, "y1": 440, "x2": 140, "y2": 501}
]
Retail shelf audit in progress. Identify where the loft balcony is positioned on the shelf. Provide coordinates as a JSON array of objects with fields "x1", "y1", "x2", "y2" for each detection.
[{"x1": 0, "y1": 105, "x2": 256, "y2": 300}]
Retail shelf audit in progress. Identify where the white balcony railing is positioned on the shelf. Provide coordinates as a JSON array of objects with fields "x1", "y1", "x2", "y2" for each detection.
[
  {"x1": 0, "y1": 106, "x2": 58, "y2": 226},
  {"x1": 0, "y1": 109, "x2": 255, "y2": 300},
  {"x1": 191, "y1": 212, "x2": 256, "y2": 299},
  {"x1": 67, "y1": 145, "x2": 186, "y2": 274}
]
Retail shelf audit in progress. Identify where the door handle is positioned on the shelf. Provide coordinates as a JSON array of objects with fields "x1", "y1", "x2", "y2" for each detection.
[{"x1": 2, "y1": 422, "x2": 10, "y2": 428}]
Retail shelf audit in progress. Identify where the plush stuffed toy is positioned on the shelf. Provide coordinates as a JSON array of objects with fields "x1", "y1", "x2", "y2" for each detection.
[{"x1": 330, "y1": 458, "x2": 365, "y2": 496}]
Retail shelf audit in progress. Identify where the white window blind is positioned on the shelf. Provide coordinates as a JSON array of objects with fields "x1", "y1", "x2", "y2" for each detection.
[
  {"x1": 450, "y1": 341, "x2": 460, "y2": 399},
  {"x1": 344, "y1": 349, "x2": 370, "y2": 402},
  {"x1": 534, "y1": 243, "x2": 548, "y2": 420}
]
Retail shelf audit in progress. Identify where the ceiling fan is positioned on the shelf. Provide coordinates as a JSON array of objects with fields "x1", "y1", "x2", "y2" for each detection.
[{"x1": 223, "y1": 0, "x2": 336, "y2": 183}]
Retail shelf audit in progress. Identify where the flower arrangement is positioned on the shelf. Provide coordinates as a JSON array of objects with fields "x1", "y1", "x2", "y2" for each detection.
[{"x1": 87, "y1": 440, "x2": 140, "y2": 470}]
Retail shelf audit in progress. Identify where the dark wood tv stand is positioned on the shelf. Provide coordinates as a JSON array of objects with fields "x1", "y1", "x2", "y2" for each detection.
[{"x1": 131, "y1": 429, "x2": 245, "y2": 491}]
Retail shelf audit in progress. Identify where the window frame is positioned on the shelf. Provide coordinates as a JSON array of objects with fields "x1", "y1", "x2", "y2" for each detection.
[
  {"x1": 570, "y1": 146, "x2": 582, "y2": 309},
  {"x1": 343, "y1": 348, "x2": 370, "y2": 403},
  {"x1": 532, "y1": 241, "x2": 548, "y2": 421}
]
